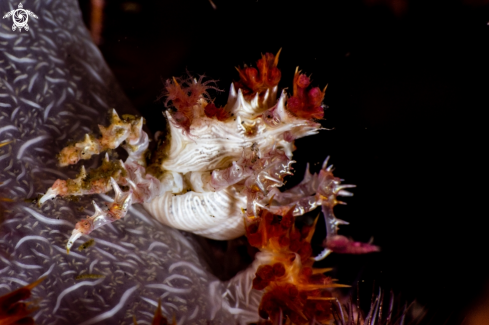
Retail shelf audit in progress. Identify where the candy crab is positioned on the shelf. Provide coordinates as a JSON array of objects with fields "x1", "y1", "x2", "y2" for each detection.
[
  {"x1": 0, "y1": 0, "x2": 378, "y2": 320},
  {"x1": 39, "y1": 52, "x2": 375, "y2": 260}
]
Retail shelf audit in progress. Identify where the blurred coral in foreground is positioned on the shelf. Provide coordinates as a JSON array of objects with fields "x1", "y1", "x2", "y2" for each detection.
[
  {"x1": 0, "y1": 277, "x2": 44, "y2": 325},
  {"x1": 133, "y1": 299, "x2": 176, "y2": 325}
]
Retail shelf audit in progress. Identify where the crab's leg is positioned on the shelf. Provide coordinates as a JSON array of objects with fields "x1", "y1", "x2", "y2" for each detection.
[
  {"x1": 39, "y1": 108, "x2": 172, "y2": 250},
  {"x1": 39, "y1": 109, "x2": 150, "y2": 205},
  {"x1": 57, "y1": 109, "x2": 146, "y2": 167},
  {"x1": 246, "y1": 156, "x2": 378, "y2": 260},
  {"x1": 317, "y1": 158, "x2": 379, "y2": 258},
  {"x1": 254, "y1": 157, "x2": 354, "y2": 218},
  {"x1": 242, "y1": 149, "x2": 295, "y2": 217},
  {"x1": 316, "y1": 158, "x2": 355, "y2": 238},
  {"x1": 41, "y1": 156, "x2": 176, "y2": 250},
  {"x1": 38, "y1": 154, "x2": 127, "y2": 205},
  {"x1": 66, "y1": 178, "x2": 132, "y2": 253}
]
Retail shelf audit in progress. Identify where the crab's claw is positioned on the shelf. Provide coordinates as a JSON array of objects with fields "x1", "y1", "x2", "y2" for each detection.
[
  {"x1": 38, "y1": 180, "x2": 67, "y2": 206},
  {"x1": 66, "y1": 229, "x2": 83, "y2": 254},
  {"x1": 38, "y1": 187, "x2": 58, "y2": 206},
  {"x1": 106, "y1": 177, "x2": 133, "y2": 220}
]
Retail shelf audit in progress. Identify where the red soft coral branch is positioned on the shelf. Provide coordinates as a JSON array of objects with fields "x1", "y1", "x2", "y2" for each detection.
[
  {"x1": 246, "y1": 210, "x2": 343, "y2": 324},
  {"x1": 287, "y1": 68, "x2": 326, "y2": 120},
  {"x1": 204, "y1": 102, "x2": 230, "y2": 121},
  {"x1": 163, "y1": 75, "x2": 221, "y2": 134},
  {"x1": 234, "y1": 49, "x2": 282, "y2": 97}
]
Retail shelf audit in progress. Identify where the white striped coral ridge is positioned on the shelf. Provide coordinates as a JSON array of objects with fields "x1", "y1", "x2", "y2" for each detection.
[
  {"x1": 143, "y1": 185, "x2": 247, "y2": 240},
  {"x1": 161, "y1": 83, "x2": 322, "y2": 174}
]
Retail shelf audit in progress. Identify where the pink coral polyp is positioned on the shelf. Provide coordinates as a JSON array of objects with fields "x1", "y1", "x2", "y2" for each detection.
[
  {"x1": 287, "y1": 70, "x2": 325, "y2": 120},
  {"x1": 164, "y1": 75, "x2": 220, "y2": 134}
]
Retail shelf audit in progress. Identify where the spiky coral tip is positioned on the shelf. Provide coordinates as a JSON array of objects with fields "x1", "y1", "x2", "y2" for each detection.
[
  {"x1": 287, "y1": 69, "x2": 325, "y2": 120},
  {"x1": 235, "y1": 50, "x2": 282, "y2": 97}
]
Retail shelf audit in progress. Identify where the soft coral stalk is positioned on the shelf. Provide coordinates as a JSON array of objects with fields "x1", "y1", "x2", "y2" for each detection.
[{"x1": 287, "y1": 68, "x2": 326, "y2": 120}]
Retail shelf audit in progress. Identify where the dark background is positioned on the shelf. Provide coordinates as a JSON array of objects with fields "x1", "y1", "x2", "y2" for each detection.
[{"x1": 78, "y1": 0, "x2": 489, "y2": 323}]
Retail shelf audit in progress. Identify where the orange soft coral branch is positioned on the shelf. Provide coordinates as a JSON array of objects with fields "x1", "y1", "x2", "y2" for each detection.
[
  {"x1": 0, "y1": 277, "x2": 45, "y2": 325},
  {"x1": 235, "y1": 49, "x2": 282, "y2": 98},
  {"x1": 133, "y1": 299, "x2": 176, "y2": 325},
  {"x1": 246, "y1": 210, "x2": 344, "y2": 324},
  {"x1": 287, "y1": 68, "x2": 326, "y2": 120}
]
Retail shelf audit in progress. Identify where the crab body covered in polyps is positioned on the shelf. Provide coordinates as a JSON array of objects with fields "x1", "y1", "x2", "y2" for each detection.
[
  {"x1": 40, "y1": 51, "x2": 319, "y2": 245},
  {"x1": 39, "y1": 51, "x2": 378, "y2": 323}
]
